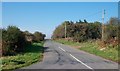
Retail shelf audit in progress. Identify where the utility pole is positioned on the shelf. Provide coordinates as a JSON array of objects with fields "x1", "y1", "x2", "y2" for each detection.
[
  {"x1": 102, "y1": 9, "x2": 105, "y2": 41},
  {"x1": 65, "y1": 23, "x2": 67, "y2": 39}
]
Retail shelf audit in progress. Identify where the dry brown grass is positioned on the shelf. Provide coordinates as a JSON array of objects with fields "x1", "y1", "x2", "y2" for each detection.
[{"x1": 97, "y1": 38, "x2": 118, "y2": 48}]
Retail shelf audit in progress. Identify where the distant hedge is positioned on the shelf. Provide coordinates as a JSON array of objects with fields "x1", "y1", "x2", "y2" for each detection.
[
  {"x1": 52, "y1": 17, "x2": 119, "y2": 43},
  {"x1": 52, "y1": 20, "x2": 102, "y2": 42},
  {"x1": 1, "y1": 26, "x2": 46, "y2": 56}
]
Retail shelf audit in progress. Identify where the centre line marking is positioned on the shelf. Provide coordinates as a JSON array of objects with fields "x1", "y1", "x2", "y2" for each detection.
[
  {"x1": 59, "y1": 47, "x2": 66, "y2": 52},
  {"x1": 69, "y1": 54, "x2": 93, "y2": 70},
  {"x1": 58, "y1": 46, "x2": 93, "y2": 70}
]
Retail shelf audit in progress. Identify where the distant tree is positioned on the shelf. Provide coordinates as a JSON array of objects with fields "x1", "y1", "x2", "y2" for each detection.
[
  {"x1": 105, "y1": 17, "x2": 119, "y2": 40},
  {"x1": 34, "y1": 31, "x2": 45, "y2": 41},
  {"x1": 52, "y1": 21, "x2": 71, "y2": 39},
  {"x1": 24, "y1": 31, "x2": 30, "y2": 35},
  {"x1": 84, "y1": 19, "x2": 88, "y2": 23},
  {"x1": 73, "y1": 23, "x2": 88, "y2": 42},
  {"x1": 76, "y1": 20, "x2": 84, "y2": 24},
  {"x1": 78, "y1": 20, "x2": 84, "y2": 23},
  {"x1": 87, "y1": 22, "x2": 101, "y2": 39},
  {"x1": 23, "y1": 31, "x2": 34, "y2": 43}
]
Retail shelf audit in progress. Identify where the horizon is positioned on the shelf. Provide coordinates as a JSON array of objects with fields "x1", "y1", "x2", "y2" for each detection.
[{"x1": 2, "y1": 2, "x2": 118, "y2": 39}]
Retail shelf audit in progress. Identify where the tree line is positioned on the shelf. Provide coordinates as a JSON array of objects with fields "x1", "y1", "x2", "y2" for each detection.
[
  {"x1": 52, "y1": 17, "x2": 119, "y2": 45},
  {"x1": 1, "y1": 26, "x2": 46, "y2": 56}
]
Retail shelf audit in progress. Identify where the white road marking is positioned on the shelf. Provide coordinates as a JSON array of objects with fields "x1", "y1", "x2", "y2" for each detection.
[
  {"x1": 69, "y1": 54, "x2": 93, "y2": 70},
  {"x1": 58, "y1": 46, "x2": 93, "y2": 70},
  {"x1": 59, "y1": 47, "x2": 66, "y2": 52}
]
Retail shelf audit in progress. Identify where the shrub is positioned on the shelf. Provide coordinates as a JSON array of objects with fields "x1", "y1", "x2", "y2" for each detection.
[
  {"x1": 2, "y1": 26, "x2": 26, "y2": 56},
  {"x1": 33, "y1": 31, "x2": 45, "y2": 42},
  {"x1": 52, "y1": 20, "x2": 102, "y2": 42}
]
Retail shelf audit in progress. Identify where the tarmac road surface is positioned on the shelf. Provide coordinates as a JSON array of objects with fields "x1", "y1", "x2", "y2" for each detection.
[{"x1": 20, "y1": 40, "x2": 118, "y2": 71}]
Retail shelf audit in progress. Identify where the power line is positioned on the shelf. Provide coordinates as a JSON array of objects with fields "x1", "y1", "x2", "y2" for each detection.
[
  {"x1": 64, "y1": 10, "x2": 103, "y2": 39},
  {"x1": 80, "y1": 10, "x2": 102, "y2": 20}
]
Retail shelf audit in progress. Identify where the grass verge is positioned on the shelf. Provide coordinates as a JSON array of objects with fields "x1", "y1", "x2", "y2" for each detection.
[
  {"x1": 55, "y1": 39, "x2": 119, "y2": 63},
  {"x1": 1, "y1": 42, "x2": 44, "y2": 71}
]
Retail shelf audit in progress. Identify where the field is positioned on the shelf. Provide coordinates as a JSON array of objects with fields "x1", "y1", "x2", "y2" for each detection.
[{"x1": 1, "y1": 42, "x2": 44, "y2": 70}]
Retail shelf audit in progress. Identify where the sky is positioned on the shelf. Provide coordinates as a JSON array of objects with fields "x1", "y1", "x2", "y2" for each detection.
[
  {"x1": 2, "y1": 2, "x2": 118, "y2": 39},
  {"x1": 1, "y1": 0, "x2": 120, "y2": 2}
]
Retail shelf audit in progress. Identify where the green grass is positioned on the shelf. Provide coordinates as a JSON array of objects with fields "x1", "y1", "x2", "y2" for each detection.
[
  {"x1": 79, "y1": 42, "x2": 118, "y2": 62},
  {"x1": 1, "y1": 42, "x2": 44, "y2": 71},
  {"x1": 55, "y1": 39, "x2": 80, "y2": 46},
  {"x1": 55, "y1": 39, "x2": 119, "y2": 63}
]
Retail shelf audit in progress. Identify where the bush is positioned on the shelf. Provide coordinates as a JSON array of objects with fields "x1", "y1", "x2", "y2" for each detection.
[
  {"x1": 52, "y1": 20, "x2": 102, "y2": 42},
  {"x1": 2, "y1": 26, "x2": 27, "y2": 56},
  {"x1": 23, "y1": 31, "x2": 35, "y2": 43},
  {"x1": 33, "y1": 31, "x2": 45, "y2": 42},
  {"x1": 2, "y1": 26, "x2": 46, "y2": 56}
]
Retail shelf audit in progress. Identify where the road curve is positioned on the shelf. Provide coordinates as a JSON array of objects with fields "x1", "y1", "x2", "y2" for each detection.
[{"x1": 21, "y1": 40, "x2": 118, "y2": 70}]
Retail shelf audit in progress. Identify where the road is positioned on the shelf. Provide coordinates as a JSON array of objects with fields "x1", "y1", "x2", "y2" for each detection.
[{"x1": 21, "y1": 40, "x2": 118, "y2": 71}]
